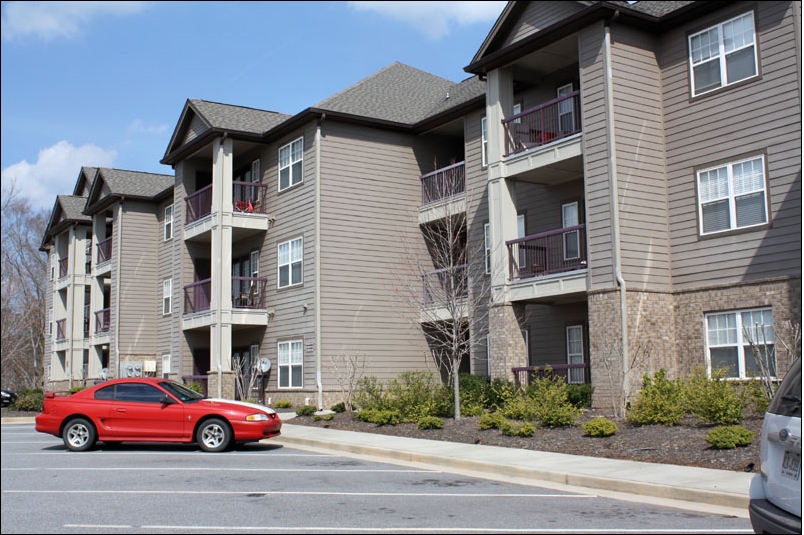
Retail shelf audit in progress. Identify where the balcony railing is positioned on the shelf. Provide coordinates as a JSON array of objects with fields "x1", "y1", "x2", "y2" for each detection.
[
  {"x1": 184, "y1": 278, "x2": 212, "y2": 315},
  {"x1": 55, "y1": 319, "x2": 67, "y2": 341},
  {"x1": 512, "y1": 363, "x2": 590, "y2": 388},
  {"x1": 503, "y1": 91, "x2": 581, "y2": 157},
  {"x1": 506, "y1": 224, "x2": 586, "y2": 280},
  {"x1": 232, "y1": 182, "x2": 268, "y2": 214},
  {"x1": 58, "y1": 257, "x2": 69, "y2": 278},
  {"x1": 420, "y1": 161, "x2": 465, "y2": 206},
  {"x1": 185, "y1": 185, "x2": 213, "y2": 225},
  {"x1": 422, "y1": 264, "x2": 468, "y2": 304},
  {"x1": 232, "y1": 276, "x2": 268, "y2": 308},
  {"x1": 96, "y1": 237, "x2": 112, "y2": 264},
  {"x1": 94, "y1": 308, "x2": 110, "y2": 334}
]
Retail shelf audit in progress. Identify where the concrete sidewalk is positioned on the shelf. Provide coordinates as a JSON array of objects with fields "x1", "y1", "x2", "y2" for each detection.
[
  {"x1": 3, "y1": 413, "x2": 753, "y2": 516},
  {"x1": 272, "y1": 415, "x2": 753, "y2": 516}
]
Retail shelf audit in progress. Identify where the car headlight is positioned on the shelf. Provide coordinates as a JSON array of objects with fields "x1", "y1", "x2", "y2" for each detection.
[{"x1": 245, "y1": 413, "x2": 269, "y2": 422}]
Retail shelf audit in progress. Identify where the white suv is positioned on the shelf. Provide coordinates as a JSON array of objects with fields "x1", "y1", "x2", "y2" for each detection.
[{"x1": 749, "y1": 356, "x2": 801, "y2": 534}]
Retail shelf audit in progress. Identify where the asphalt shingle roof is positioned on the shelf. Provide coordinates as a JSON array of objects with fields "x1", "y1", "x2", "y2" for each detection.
[
  {"x1": 608, "y1": 1, "x2": 696, "y2": 18},
  {"x1": 189, "y1": 99, "x2": 291, "y2": 134},
  {"x1": 96, "y1": 168, "x2": 175, "y2": 199},
  {"x1": 58, "y1": 195, "x2": 91, "y2": 222}
]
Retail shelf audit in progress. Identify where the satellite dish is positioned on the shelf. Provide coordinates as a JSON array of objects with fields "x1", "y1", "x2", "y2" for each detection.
[{"x1": 258, "y1": 358, "x2": 272, "y2": 374}]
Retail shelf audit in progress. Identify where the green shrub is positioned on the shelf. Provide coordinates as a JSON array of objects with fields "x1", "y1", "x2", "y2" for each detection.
[
  {"x1": 566, "y1": 383, "x2": 594, "y2": 408},
  {"x1": 69, "y1": 385, "x2": 86, "y2": 393},
  {"x1": 478, "y1": 412, "x2": 507, "y2": 430},
  {"x1": 458, "y1": 373, "x2": 490, "y2": 417},
  {"x1": 500, "y1": 421, "x2": 536, "y2": 437},
  {"x1": 487, "y1": 378, "x2": 519, "y2": 412},
  {"x1": 356, "y1": 409, "x2": 401, "y2": 426},
  {"x1": 185, "y1": 381, "x2": 203, "y2": 394},
  {"x1": 705, "y1": 425, "x2": 755, "y2": 449},
  {"x1": 330, "y1": 402, "x2": 347, "y2": 413},
  {"x1": 314, "y1": 413, "x2": 334, "y2": 422},
  {"x1": 739, "y1": 379, "x2": 771, "y2": 416},
  {"x1": 295, "y1": 404, "x2": 317, "y2": 417},
  {"x1": 583, "y1": 417, "x2": 618, "y2": 437},
  {"x1": 11, "y1": 389, "x2": 43, "y2": 412},
  {"x1": 274, "y1": 399, "x2": 292, "y2": 409},
  {"x1": 684, "y1": 366, "x2": 745, "y2": 425},
  {"x1": 417, "y1": 416, "x2": 444, "y2": 430},
  {"x1": 627, "y1": 369, "x2": 686, "y2": 426},
  {"x1": 384, "y1": 370, "x2": 443, "y2": 421},
  {"x1": 352, "y1": 376, "x2": 386, "y2": 411},
  {"x1": 524, "y1": 373, "x2": 581, "y2": 427}
]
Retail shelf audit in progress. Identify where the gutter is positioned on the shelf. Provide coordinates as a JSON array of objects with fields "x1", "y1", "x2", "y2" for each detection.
[
  {"x1": 604, "y1": 15, "x2": 630, "y2": 408},
  {"x1": 115, "y1": 201, "x2": 123, "y2": 381},
  {"x1": 315, "y1": 113, "x2": 325, "y2": 409}
]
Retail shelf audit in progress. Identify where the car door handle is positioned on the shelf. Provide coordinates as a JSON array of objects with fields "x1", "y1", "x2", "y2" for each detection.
[{"x1": 114, "y1": 408, "x2": 127, "y2": 413}]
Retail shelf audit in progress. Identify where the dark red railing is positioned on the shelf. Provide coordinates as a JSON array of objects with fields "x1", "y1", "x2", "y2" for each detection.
[
  {"x1": 96, "y1": 237, "x2": 112, "y2": 264},
  {"x1": 58, "y1": 257, "x2": 69, "y2": 278},
  {"x1": 185, "y1": 185, "x2": 213, "y2": 225},
  {"x1": 232, "y1": 182, "x2": 268, "y2": 214},
  {"x1": 184, "y1": 279, "x2": 212, "y2": 314},
  {"x1": 503, "y1": 91, "x2": 581, "y2": 157},
  {"x1": 232, "y1": 277, "x2": 268, "y2": 308},
  {"x1": 94, "y1": 308, "x2": 110, "y2": 334},
  {"x1": 512, "y1": 363, "x2": 589, "y2": 388},
  {"x1": 422, "y1": 264, "x2": 468, "y2": 304},
  {"x1": 420, "y1": 161, "x2": 465, "y2": 205},
  {"x1": 506, "y1": 224, "x2": 586, "y2": 280}
]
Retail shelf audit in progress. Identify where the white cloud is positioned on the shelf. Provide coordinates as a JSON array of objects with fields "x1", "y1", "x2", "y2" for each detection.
[
  {"x1": 126, "y1": 119, "x2": 169, "y2": 136},
  {"x1": 1, "y1": 141, "x2": 117, "y2": 211},
  {"x1": 348, "y1": 1, "x2": 506, "y2": 39},
  {"x1": 1, "y1": 1, "x2": 149, "y2": 42}
]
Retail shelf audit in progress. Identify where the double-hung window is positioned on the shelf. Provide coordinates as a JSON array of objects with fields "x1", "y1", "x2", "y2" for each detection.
[
  {"x1": 163, "y1": 279, "x2": 172, "y2": 315},
  {"x1": 278, "y1": 237, "x2": 303, "y2": 288},
  {"x1": 689, "y1": 11, "x2": 758, "y2": 96},
  {"x1": 706, "y1": 308, "x2": 775, "y2": 379},
  {"x1": 279, "y1": 138, "x2": 303, "y2": 191},
  {"x1": 697, "y1": 155, "x2": 767, "y2": 235},
  {"x1": 278, "y1": 340, "x2": 303, "y2": 388},
  {"x1": 164, "y1": 205, "x2": 173, "y2": 241}
]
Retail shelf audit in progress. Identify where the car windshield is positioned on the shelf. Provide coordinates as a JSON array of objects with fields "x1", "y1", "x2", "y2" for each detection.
[{"x1": 159, "y1": 380, "x2": 205, "y2": 402}]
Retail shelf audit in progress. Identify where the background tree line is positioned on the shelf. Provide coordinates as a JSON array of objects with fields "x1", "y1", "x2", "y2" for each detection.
[{"x1": 1, "y1": 180, "x2": 48, "y2": 392}]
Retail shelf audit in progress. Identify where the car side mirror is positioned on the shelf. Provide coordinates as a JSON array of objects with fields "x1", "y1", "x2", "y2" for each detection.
[{"x1": 160, "y1": 395, "x2": 177, "y2": 405}]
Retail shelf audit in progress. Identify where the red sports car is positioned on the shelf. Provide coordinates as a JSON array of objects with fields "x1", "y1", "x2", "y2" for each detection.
[{"x1": 35, "y1": 377, "x2": 281, "y2": 452}]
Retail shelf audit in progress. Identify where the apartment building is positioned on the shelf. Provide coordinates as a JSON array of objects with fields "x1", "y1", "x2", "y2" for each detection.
[{"x1": 41, "y1": 1, "x2": 801, "y2": 410}]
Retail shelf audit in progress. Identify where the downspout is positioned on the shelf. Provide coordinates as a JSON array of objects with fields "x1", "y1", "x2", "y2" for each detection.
[
  {"x1": 315, "y1": 113, "x2": 325, "y2": 409},
  {"x1": 604, "y1": 15, "x2": 630, "y2": 409},
  {"x1": 115, "y1": 201, "x2": 123, "y2": 380}
]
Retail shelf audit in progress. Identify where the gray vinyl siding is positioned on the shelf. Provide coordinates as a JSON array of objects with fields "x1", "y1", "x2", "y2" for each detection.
[
  {"x1": 662, "y1": 1, "x2": 802, "y2": 288},
  {"x1": 501, "y1": 1, "x2": 585, "y2": 48},
  {"x1": 525, "y1": 302, "x2": 587, "y2": 366},
  {"x1": 317, "y1": 121, "x2": 433, "y2": 384},
  {"x1": 116, "y1": 201, "x2": 160, "y2": 355},
  {"x1": 579, "y1": 22, "x2": 616, "y2": 290},
  {"x1": 609, "y1": 24, "x2": 672, "y2": 290},
  {"x1": 156, "y1": 196, "x2": 176, "y2": 371},
  {"x1": 183, "y1": 114, "x2": 208, "y2": 145}
]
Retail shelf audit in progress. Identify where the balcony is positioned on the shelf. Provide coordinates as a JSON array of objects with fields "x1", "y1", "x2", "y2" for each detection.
[
  {"x1": 185, "y1": 185, "x2": 212, "y2": 225},
  {"x1": 422, "y1": 264, "x2": 468, "y2": 304},
  {"x1": 232, "y1": 276, "x2": 268, "y2": 309},
  {"x1": 232, "y1": 182, "x2": 268, "y2": 215},
  {"x1": 184, "y1": 278, "x2": 212, "y2": 315},
  {"x1": 96, "y1": 237, "x2": 112, "y2": 265},
  {"x1": 58, "y1": 257, "x2": 69, "y2": 278},
  {"x1": 55, "y1": 319, "x2": 67, "y2": 341},
  {"x1": 94, "y1": 308, "x2": 110, "y2": 334},
  {"x1": 419, "y1": 162, "x2": 466, "y2": 225},
  {"x1": 503, "y1": 92, "x2": 581, "y2": 158}
]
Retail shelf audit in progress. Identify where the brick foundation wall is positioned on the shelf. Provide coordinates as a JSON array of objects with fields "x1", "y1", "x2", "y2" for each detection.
[{"x1": 489, "y1": 302, "x2": 529, "y2": 381}]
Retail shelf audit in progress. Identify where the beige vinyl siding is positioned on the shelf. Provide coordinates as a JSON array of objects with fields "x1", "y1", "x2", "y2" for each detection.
[
  {"x1": 579, "y1": 22, "x2": 615, "y2": 290},
  {"x1": 501, "y1": 1, "x2": 585, "y2": 48},
  {"x1": 183, "y1": 114, "x2": 208, "y2": 145},
  {"x1": 156, "y1": 196, "x2": 176, "y2": 369},
  {"x1": 662, "y1": 1, "x2": 802, "y2": 288},
  {"x1": 317, "y1": 121, "x2": 433, "y2": 383},
  {"x1": 609, "y1": 24, "x2": 672, "y2": 290},
  {"x1": 525, "y1": 302, "x2": 587, "y2": 366},
  {"x1": 116, "y1": 201, "x2": 159, "y2": 356}
]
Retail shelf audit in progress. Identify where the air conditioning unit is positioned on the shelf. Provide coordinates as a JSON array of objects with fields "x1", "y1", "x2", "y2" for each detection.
[{"x1": 143, "y1": 360, "x2": 157, "y2": 373}]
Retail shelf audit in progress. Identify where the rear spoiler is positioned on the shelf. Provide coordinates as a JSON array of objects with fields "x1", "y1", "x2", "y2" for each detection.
[{"x1": 43, "y1": 391, "x2": 76, "y2": 399}]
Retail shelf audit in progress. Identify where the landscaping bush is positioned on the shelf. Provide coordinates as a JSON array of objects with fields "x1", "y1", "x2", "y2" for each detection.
[
  {"x1": 186, "y1": 381, "x2": 203, "y2": 394},
  {"x1": 330, "y1": 402, "x2": 347, "y2": 413},
  {"x1": 478, "y1": 412, "x2": 507, "y2": 430},
  {"x1": 566, "y1": 383, "x2": 594, "y2": 408},
  {"x1": 500, "y1": 421, "x2": 536, "y2": 437},
  {"x1": 739, "y1": 379, "x2": 771, "y2": 416},
  {"x1": 705, "y1": 425, "x2": 755, "y2": 449},
  {"x1": 11, "y1": 389, "x2": 43, "y2": 412},
  {"x1": 314, "y1": 413, "x2": 334, "y2": 422},
  {"x1": 684, "y1": 366, "x2": 745, "y2": 425},
  {"x1": 352, "y1": 376, "x2": 386, "y2": 411},
  {"x1": 487, "y1": 378, "x2": 519, "y2": 412},
  {"x1": 458, "y1": 373, "x2": 490, "y2": 417},
  {"x1": 295, "y1": 404, "x2": 317, "y2": 417},
  {"x1": 355, "y1": 409, "x2": 401, "y2": 426},
  {"x1": 627, "y1": 369, "x2": 686, "y2": 426},
  {"x1": 583, "y1": 417, "x2": 618, "y2": 437},
  {"x1": 274, "y1": 399, "x2": 292, "y2": 409},
  {"x1": 524, "y1": 372, "x2": 581, "y2": 427},
  {"x1": 417, "y1": 416, "x2": 444, "y2": 430},
  {"x1": 383, "y1": 370, "x2": 444, "y2": 421}
]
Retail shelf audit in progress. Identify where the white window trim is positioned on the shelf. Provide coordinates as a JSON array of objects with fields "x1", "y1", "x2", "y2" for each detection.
[
  {"x1": 697, "y1": 154, "x2": 767, "y2": 235},
  {"x1": 481, "y1": 117, "x2": 488, "y2": 167},
  {"x1": 484, "y1": 223, "x2": 491, "y2": 275},
  {"x1": 164, "y1": 204, "x2": 174, "y2": 241},
  {"x1": 278, "y1": 137, "x2": 304, "y2": 192},
  {"x1": 278, "y1": 339, "x2": 303, "y2": 388},
  {"x1": 161, "y1": 354, "x2": 171, "y2": 378},
  {"x1": 688, "y1": 11, "x2": 758, "y2": 97},
  {"x1": 704, "y1": 307, "x2": 775, "y2": 379},
  {"x1": 278, "y1": 237, "x2": 303, "y2": 288},
  {"x1": 162, "y1": 279, "x2": 172, "y2": 315},
  {"x1": 566, "y1": 325, "x2": 585, "y2": 384}
]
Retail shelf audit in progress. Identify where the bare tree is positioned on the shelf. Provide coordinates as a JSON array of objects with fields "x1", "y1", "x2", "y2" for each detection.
[
  {"x1": 1, "y1": 179, "x2": 49, "y2": 391},
  {"x1": 232, "y1": 354, "x2": 261, "y2": 402},
  {"x1": 328, "y1": 352, "x2": 372, "y2": 414},
  {"x1": 744, "y1": 320, "x2": 802, "y2": 402},
  {"x1": 595, "y1": 335, "x2": 652, "y2": 418},
  {"x1": 393, "y1": 160, "x2": 490, "y2": 419}
]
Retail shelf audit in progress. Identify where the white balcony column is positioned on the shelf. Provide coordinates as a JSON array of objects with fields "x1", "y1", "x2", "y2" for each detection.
[
  {"x1": 485, "y1": 67, "x2": 518, "y2": 301},
  {"x1": 210, "y1": 136, "x2": 234, "y2": 395}
]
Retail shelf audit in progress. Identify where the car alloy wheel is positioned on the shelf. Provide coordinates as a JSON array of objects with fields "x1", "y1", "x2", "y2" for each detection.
[
  {"x1": 197, "y1": 418, "x2": 231, "y2": 452},
  {"x1": 63, "y1": 418, "x2": 96, "y2": 452}
]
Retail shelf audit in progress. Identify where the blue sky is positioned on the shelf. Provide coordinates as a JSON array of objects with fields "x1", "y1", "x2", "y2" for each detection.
[{"x1": 1, "y1": 1, "x2": 506, "y2": 211}]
